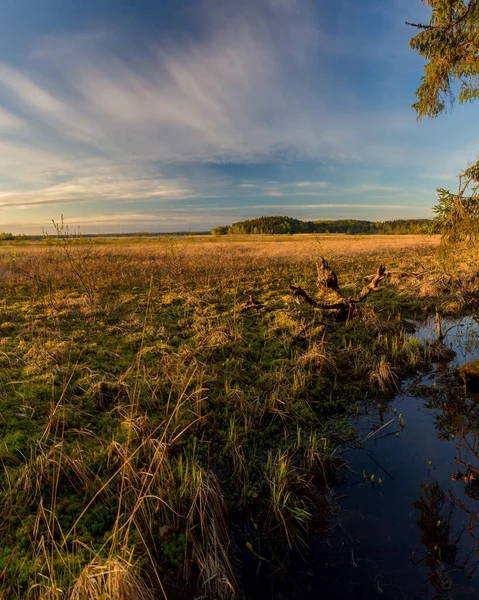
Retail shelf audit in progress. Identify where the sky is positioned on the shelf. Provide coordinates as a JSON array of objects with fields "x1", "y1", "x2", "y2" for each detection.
[{"x1": 0, "y1": 0, "x2": 478, "y2": 234}]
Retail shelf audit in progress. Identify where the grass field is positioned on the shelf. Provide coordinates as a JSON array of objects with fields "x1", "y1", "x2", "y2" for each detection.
[{"x1": 0, "y1": 232, "x2": 477, "y2": 599}]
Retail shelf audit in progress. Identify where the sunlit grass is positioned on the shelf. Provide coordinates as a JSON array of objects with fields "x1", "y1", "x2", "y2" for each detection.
[{"x1": 0, "y1": 233, "x2": 477, "y2": 598}]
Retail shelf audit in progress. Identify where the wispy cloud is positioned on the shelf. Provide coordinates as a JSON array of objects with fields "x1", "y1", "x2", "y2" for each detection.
[
  {"x1": 420, "y1": 173, "x2": 458, "y2": 182},
  {"x1": 264, "y1": 190, "x2": 329, "y2": 197},
  {"x1": 0, "y1": 0, "x2": 472, "y2": 232},
  {"x1": 236, "y1": 180, "x2": 333, "y2": 197},
  {"x1": 254, "y1": 203, "x2": 418, "y2": 210},
  {"x1": 0, "y1": 16, "x2": 325, "y2": 166},
  {"x1": 292, "y1": 181, "x2": 331, "y2": 188},
  {"x1": 0, "y1": 106, "x2": 27, "y2": 131},
  {"x1": 0, "y1": 170, "x2": 193, "y2": 210},
  {"x1": 0, "y1": 0, "x2": 439, "y2": 223},
  {"x1": 359, "y1": 184, "x2": 401, "y2": 192},
  {"x1": 5, "y1": 210, "x2": 226, "y2": 235}
]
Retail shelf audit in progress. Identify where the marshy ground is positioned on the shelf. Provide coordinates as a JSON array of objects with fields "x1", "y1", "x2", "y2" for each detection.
[{"x1": 1, "y1": 232, "x2": 479, "y2": 599}]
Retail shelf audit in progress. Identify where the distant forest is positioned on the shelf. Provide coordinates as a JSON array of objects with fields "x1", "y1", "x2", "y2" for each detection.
[{"x1": 211, "y1": 216, "x2": 438, "y2": 235}]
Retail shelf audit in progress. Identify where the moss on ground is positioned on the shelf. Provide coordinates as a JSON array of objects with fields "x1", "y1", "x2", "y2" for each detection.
[{"x1": 0, "y1": 235, "x2": 477, "y2": 598}]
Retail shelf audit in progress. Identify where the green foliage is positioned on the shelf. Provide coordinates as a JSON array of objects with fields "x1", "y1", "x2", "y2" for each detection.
[
  {"x1": 211, "y1": 225, "x2": 229, "y2": 235},
  {"x1": 409, "y1": 0, "x2": 479, "y2": 119},
  {"x1": 227, "y1": 215, "x2": 310, "y2": 234},
  {"x1": 433, "y1": 188, "x2": 456, "y2": 225},
  {"x1": 312, "y1": 219, "x2": 436, "y2": 235},
  {"x1": 431, "y1": 176, "x2": 479, "y2": 242},
  {"x1": 221, "y1": 216, "x2": 435, "y2": 235},
  {"x1": 161, "y1": 533, "x2": 187, "y2": 569},
  {"x1": 1, "y1": 235, "x2": 471, "y2": 598},
  {"x1": 0, "y1": 232, "x2": 28, "y2": 241},
  {"x1": 409, "y1": 2, "x2": 479, "y2": 241}
]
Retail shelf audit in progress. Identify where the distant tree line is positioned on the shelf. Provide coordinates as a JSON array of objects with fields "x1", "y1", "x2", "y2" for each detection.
[
  {"x1": 211, "y1": 216, "x2": 438, "y2": 236},
  {"x1": 223, "y1": 216, "x2": 311, "y2": 235},
  {"x1": 313, "y1": 218, "x2": 438, "y2": 234},
  {"x1": 0, "y1": 232, "x2": 30, "y2": 240}
]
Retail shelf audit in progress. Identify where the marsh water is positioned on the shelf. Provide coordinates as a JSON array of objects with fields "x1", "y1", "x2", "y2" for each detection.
[{"x1": 250, "y1": 317, "x2": 479, "y2": 599}]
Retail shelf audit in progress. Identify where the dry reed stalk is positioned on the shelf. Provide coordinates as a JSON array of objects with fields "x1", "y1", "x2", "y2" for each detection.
[{"x1": 69, "y1": 558, "x2": 154, "y2": 600}]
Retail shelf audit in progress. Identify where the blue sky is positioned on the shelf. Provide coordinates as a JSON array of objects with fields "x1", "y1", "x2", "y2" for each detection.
[{"x1": 0, "y1": 0, "x2": 477, "y2": 233}]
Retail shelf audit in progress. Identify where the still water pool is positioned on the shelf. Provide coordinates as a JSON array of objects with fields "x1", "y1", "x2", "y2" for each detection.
[{"x1": 251, "y1": 317, "x2": 479, "y2": 599}]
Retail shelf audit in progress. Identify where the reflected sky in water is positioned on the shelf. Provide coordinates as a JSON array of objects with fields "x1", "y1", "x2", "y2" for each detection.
[{"x1": 247, "y1": 317, "x2": 479, "y2": 599}]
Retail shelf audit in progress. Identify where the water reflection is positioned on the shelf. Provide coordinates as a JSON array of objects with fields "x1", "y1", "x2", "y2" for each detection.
[
  {"x1": 414, "y1": 482, "x2": 457, "y2": 596},
  {"x1": 308, "y1": 317, "x2": 479, "y2": 599},
  {"x1": 415, "y1": 380, "x2": 479, "y2": 596},
  {"x1": 244, "y1": 318, "x2": 479, "y2": 599}
]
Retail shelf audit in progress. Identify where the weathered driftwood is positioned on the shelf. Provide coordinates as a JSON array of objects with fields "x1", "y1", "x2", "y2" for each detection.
[
  {"x1": 363, "y1": 269, "x2": 425, "y2": 282},
  {"x1": 291, "y1": 264, "x2": 386, "y2": 321},
  {"x1": 293, "y1": 319, "x2": 327, "y2": 341},
  {"x1": 241, "y1": 295, "x2": 264, "y2": 312},
  {"x1": 290, "y1": 285, "x2": 320, "y2": 307},
  {"x1": 435, "y1": 309, "x2": 444, "y2": 341},
  {"x1": 316, "y1": 257, "x2": 340, "y2": 292},
  {"x1": 355, "y1": 265, "x2": 387, "y2": 302}
]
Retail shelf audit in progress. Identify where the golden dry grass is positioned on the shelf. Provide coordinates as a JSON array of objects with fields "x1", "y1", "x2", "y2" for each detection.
[
  {"x1": 0, "y1": 234, "x2": 440, "y2": 292},
  {"x1": 1, "y1": 231, "x2": 474, "y2": 600},
  {"x1": 0, "y1": 233, "x2": 439, "y2": 259}
]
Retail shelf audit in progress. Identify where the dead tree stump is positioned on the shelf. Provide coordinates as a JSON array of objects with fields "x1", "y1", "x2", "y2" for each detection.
[
  {"x1": 316, "y1": 257, "x2": 340, "y2": 292},
  {"x1": 291, "y1": 263, "x2": 386, "y2": 321}
]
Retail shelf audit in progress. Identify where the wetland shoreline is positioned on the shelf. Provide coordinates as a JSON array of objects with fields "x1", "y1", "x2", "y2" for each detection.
[{"x1": 0, "y1": 234, "x2": 478, "y2": 599}]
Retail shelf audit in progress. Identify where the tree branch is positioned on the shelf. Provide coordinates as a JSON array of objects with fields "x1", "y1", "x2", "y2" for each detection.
[
  {"x1": 290, "y1": 264, "x2": 386, "y2": 321},
  {"x1": 405, "y1": 21, "x2": 435, "y2": 31}
]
